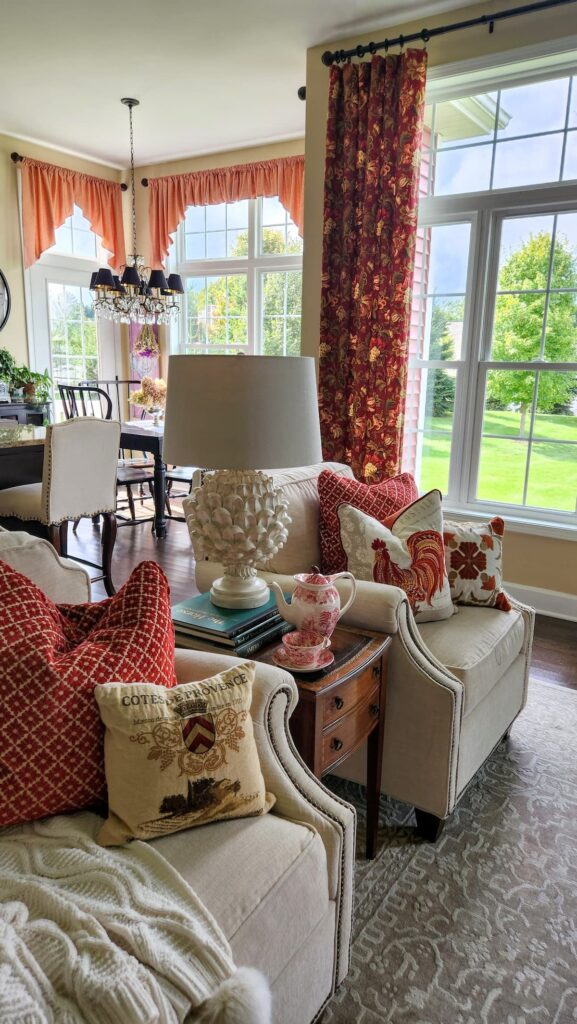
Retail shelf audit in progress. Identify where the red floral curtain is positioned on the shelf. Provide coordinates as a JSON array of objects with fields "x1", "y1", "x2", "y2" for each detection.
[{"x1": 318, "y1": 51, "x2": 428, "y2": 482}]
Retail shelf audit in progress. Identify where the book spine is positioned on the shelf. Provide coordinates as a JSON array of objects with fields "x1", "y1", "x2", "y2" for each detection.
[
  {"x1": 233, "y1": 620, "x2": 293, "y2": 658},
  {"x1": 171, "y1": 607, "x2": 281, "y2": 641}
]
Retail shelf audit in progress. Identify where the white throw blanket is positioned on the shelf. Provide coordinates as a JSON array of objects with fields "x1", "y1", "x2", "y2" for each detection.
[{"x1": 0, "y1": 813, "x2": 271, "y2": 1024}]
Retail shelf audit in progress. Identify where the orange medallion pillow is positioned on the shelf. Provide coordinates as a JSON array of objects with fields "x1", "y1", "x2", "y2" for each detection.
[
  {"x1": 443, "y1": 518, "x2": 511, "y2": 611},
  {"x1": 337, "y1": 490, "x2": 454, "y2": 622},
  {"x1": 0, "y1": 560, "x2": 177, "y2": 827},
  {"x1": 318, "y1": 468, "x2": 419, "y2": 575}
]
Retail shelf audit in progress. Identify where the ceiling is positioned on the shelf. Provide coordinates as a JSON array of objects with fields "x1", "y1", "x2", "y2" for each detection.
[{"x1": 1, "y1": 0, "x2": 486, "y2": 168}]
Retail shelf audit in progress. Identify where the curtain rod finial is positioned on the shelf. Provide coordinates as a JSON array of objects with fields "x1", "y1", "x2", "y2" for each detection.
[
  {"x1": 298, "y1": 86, "x2": 306, "y2": 101},
  {"x1": 321, "y1": 50, "x2": 334, "y2": 66}
]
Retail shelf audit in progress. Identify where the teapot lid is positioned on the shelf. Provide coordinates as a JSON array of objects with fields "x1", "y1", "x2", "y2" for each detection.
[{"x1": 295, "y1": 567, "x2": 330, "y2": 586}]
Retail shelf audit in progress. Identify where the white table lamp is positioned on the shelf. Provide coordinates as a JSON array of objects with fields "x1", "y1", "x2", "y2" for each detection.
[{"x1": 163, "y1": 355, "x2": 323, "y2": 608}]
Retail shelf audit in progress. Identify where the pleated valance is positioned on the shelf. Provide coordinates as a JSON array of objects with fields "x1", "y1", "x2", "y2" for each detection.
[
  {"x1": 148, "y1": 154, "x2": 304, "y2": 268},
  {"x1": 20, "y1": 158, "x2": 126, "y2": 269}
]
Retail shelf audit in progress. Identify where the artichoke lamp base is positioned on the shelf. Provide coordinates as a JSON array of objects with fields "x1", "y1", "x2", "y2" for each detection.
[{"x1": 210, "y1": 572, "x2": 270, "y2": 609}]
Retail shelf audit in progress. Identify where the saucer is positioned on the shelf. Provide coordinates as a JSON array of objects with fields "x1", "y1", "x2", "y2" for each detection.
[{"x1": 272, "y1": 646, "x2": 335, "y2": 673}]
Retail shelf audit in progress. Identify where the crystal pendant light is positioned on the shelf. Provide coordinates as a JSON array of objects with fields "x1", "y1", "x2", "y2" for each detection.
[{"x1": 90, "y1": 98, "x2": 183, "y2": 325}]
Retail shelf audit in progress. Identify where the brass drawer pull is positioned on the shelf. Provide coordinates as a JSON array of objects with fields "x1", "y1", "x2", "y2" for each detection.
[
  {"x1": 370, "y1": 703, "x2": 380, "y2": 718},
  {"x1": 330, "y1": 737, "x2": 343, "y2": 751},
  {"x1": 333, "y1": 696, "x2": 344, "y2": 710},
  {"x1": 372, "y1": 664, "x2": 380, "y2": 679}
]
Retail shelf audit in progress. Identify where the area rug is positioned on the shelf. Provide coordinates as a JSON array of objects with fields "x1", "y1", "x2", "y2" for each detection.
[{"x1": 323, "y1": 681, "x2": 577, "y2": 1024}]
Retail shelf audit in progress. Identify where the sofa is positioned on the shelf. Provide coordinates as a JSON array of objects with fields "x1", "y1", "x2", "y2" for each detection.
[
  {"x1": 0, "y1": 529, "x2": 355, "y2": 1024},
  {"x1": 190, "y1": 462, "x2": 535, "y2": 838}
]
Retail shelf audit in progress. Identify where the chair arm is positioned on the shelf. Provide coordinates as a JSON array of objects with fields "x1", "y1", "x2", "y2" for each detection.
[
  {"x1": 194, "y1": 560, "x2": 406, "y2": 634},
  {"x1": 0, "y1": 530, "x2": 91, "y2": 602},
  {"x1": 174, "y1": 647, "x2": 355, "y2": 988},
  {"x1": 502, "y1": 592, "x2": 535, "y2": 710}
]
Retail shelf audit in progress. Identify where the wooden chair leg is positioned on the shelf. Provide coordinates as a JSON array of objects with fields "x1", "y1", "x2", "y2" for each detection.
[
  {"x1": 101, "y1": 512, "x2": 117, "y2": 596},
  {"x1": 125, "y1": 484, "x2": 136, "y2": 520},
  {"x1": 59, "y1": 521, "x2": 68, "y2": 558},
  {"x1": 415, "y1": 809, "x2": 446, "y2": 842},
  {"x1": 165, "y1": 480, "x2": 172, "y2": 518},
  {"x1": 47, "y1": 524, "x2": 61, "y2": 556}
]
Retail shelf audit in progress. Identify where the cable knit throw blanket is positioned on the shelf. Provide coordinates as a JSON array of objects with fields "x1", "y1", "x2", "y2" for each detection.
[{"x1": 0, "y1": 813, "x2": 271, "y2": 1024}]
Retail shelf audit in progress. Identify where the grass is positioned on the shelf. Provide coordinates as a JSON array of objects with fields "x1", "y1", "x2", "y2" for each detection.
[{"x1": 419, "y1": 410, "x2": 577, "y2": 512}]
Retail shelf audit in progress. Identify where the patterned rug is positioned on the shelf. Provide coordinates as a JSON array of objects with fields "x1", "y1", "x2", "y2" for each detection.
[{"x1": 323, "y1": 681, "x2": 577, "y2": 1024}]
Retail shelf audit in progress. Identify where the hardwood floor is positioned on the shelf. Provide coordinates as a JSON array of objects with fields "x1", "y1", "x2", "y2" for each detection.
[{"x1": 67, "y1": 516, "x2": 577, "y2": 691}]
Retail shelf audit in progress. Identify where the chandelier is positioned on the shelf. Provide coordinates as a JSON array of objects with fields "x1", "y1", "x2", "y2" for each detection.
[{"x1": 90, "y1": 98, "x2": 183, "y2": 325}]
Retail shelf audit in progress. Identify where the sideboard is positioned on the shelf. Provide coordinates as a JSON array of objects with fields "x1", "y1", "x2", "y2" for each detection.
[{"x1": 0, "y1": 401, "x2": 50, "y2": 426}]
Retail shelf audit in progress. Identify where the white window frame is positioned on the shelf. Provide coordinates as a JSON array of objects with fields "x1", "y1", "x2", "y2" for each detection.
[
  {"x1": 412, "y1": 51, "x2": 577, "y2": 539},
  {"x1": 169, "y1": 198, "x2": 302, "y2": 355}
]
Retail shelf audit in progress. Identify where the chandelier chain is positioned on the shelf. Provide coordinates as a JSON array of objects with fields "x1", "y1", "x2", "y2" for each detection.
[{"x1": 128, "y1": 103, "x2": 137, "y2": 256}]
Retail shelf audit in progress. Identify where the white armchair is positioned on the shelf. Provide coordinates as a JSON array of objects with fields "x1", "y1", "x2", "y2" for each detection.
[{"x1": 190, "y1": 462, "x2": 535, "y2": 840}]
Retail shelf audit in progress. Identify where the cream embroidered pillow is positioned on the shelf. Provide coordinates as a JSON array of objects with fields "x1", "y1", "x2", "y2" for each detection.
[
  {"x1": 337, "y1": 490, "x2": 454, "y2": 623},
  {"x1": 443, "y1": 517, "x2": 512, "y2": 611},
  {"x1": 94, "y1": 662, "x2": 275, "y2": 846}
]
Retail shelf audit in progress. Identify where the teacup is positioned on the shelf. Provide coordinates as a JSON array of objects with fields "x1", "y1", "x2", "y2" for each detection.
[{"x1": 282, "y1": 629, "x2": 331, "y2": 668}]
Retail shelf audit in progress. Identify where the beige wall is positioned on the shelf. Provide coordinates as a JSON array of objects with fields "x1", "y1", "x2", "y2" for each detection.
[
  {"x1": 301, "y1": 1, "x2": 577, "y2": 598},
  {"x1": 0, "y1": 133, "x2": 122, "y2": 365}
]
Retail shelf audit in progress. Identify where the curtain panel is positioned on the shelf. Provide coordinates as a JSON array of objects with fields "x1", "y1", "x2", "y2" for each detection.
[
  {"x1": 20, "y1": 158, "x2": 126, "y2": 270},
  {"x1": 148, "y1": 154, "x2": 304, "y2": 268},
  {"x1": 318, "y1": 51, "x2": 428, "y2": 482}
]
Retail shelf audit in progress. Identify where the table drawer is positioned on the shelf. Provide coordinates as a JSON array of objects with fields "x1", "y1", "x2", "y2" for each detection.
[
  {"x1": 322, "y1": 660, "x2": 381, "y2": 727},
  {"x1": 321, "y1": 684, "x2": 381, "y2": 772}
]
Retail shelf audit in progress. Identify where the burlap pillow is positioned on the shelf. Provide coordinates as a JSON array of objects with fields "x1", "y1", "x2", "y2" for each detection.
[{"x1": 95, "y1": 662, "x2": 275, "y2": 846}]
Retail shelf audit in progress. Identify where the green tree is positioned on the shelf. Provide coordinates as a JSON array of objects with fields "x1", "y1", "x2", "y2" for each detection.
[{"x1": 488, "y1": 232, "x2": 577, "y2": 434}]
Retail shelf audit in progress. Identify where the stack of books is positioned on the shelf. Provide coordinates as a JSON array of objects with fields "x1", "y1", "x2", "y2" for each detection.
[{"x1": 171, "y1": 591, "x2": 293, "y2": 658}]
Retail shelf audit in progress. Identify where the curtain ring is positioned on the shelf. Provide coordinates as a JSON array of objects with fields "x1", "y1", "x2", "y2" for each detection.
[
  {"x1": 368, "y1": 41, "x2": 377, "y2": 55},
  {"x1": 384, "y1": 39, "x2": 389, "y2": 53},
  {"x1": 421, "y1": 29, "x2": 430, "y2": 46},
  {"x1": 398, "y1": 34, "x2": 405, "y2": 51}
]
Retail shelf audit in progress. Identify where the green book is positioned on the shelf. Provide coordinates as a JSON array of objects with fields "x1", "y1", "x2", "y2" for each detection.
[{"x1": 171, "y1": 590, "x2": 283, "y2": 640}]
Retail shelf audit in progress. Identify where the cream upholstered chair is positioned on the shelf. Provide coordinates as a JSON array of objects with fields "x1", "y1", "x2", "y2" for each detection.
[
  {"x1": 0, "y1": 417, "x2": 120, "y2": 596},
  {"x1": 189, "y1": 462, "x2": 536, "y2": 841}
]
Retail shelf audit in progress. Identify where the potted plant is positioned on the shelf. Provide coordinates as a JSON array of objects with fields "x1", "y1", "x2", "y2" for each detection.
[
  {"x1": 0, "y1": 347, "x2": 17, "y2": 391},
  {"x1": 11, "y1": 366, "x2": 53, "y2": 406}
]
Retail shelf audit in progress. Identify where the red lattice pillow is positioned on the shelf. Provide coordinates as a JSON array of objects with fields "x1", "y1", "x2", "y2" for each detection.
[
  {"x1": 443, "y1": 518, "x2": 511, "y2": 611},
  {"x1": 0, "y1": 560, "x2": 177, "y2": 827},
  {"x1": 318, "y1": 468, "x2": 419, "y2": 574}
]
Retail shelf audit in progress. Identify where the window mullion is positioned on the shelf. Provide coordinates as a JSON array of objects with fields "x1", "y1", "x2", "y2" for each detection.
[
  {"x1": 463, "y1": 208, "x2": 495, "y2": 504},
  {"x1": 522, "y1": 369, "x2": 541, "y2": 506}
]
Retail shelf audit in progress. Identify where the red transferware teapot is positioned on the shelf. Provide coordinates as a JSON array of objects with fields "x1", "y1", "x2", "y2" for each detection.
[{"x1": 271, "y1": 569, "x2": 357, "y2": 638}]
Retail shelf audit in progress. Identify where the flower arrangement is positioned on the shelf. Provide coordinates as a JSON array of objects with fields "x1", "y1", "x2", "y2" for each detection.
[
  {"x1": 131, "y1": 376, "x2": 167, "y2": 419},
  {"x1": 134, "y1": 324, "x2": 160, "y2": 359}
]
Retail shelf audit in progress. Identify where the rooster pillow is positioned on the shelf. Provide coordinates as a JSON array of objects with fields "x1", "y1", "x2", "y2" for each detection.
[{"x1": 337, "y1": 490, "x2": 454, "y2": 623}]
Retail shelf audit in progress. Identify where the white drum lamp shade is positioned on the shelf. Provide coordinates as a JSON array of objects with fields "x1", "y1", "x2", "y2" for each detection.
[{"x1": 163, "y1": 355, "x2": 323, "y2": 608}]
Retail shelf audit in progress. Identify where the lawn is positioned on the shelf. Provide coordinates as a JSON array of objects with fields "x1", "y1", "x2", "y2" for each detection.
[{"x1": 419, "y1": 410, "x2": 577, "y2": 512}]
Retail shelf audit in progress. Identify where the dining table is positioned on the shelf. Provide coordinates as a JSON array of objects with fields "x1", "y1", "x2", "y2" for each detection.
[{"x1": 0, "y1": 418, "x2": 169, "y2": 538}]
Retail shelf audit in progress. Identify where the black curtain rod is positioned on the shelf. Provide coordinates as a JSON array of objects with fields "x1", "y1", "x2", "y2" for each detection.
[
  {"x1": 321, "y1": 0, "x2": 577, "y2": 66},
  {"x1": 10, "y1": 150, "x2": 129, "y2": 190}
]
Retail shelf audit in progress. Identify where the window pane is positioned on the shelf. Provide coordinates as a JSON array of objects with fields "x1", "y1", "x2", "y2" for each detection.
[
  {"x1": 206, "y1": 231, "x2": 227, "y2": 259},
  {"x1": 186, "y1": 274, "x2": 249, "y2": 349},
  {"x1": 496, "y1": 78, "x2": 569, "y2": 138},
  {"x1": 402, "y1": 367, "x2": 456, "y2": 495},
  {"x1": 483, "y1": 369, "x2": 536, "y2": 435},
  {"x1": 227, "y1": 200, "x2": 249, "y2": 229},
  {"x1": 570, "y1": 79, "x2": 577, "y2": 127},
  {"x1": 73, "y1": 230, "x2": 96, "y2": 259},
  {"x1": 48, "y1": 281, "x2": 100, "y2": 387},
  {"x1": 498, "y1": 216, "x2": 553, "y2": 289},
  {"x1": 206, "y1": 204, "x2": 226, "y2": 230},
  {"x1": 434, "y1": 92, "x2": 498, "y2": 148},
  {"x1": 185, "y1": 233, "x2": 206, "y2": 260},
  {"x1": 262, "y1": 271, "x2": 302, "y2": 355},
  {"x1": 535, "y1": 371, "x2": 577, "y2": 436},
  {"x1": 544, "y1": 292, "x2": 577, "y2": 362},
  {"x1": 526, "y1": 442, "x2": 577, "y2": 511},
  {"x1": 262, "y1": 196, "x2": 286, "y2": 225},
  {"x1": 424, "y1": 297, "x2": 465, "y2": 360},
  {"x1": 185, "y1": 206, "x2": 205, "y2": 232},
  {"x1": 427, "y1": 222, "x2": 471, "y2": 294},
  {"x1": 260, "y1": 197, "x2": 302, "y2": 255},
  {"x1": 492, "y1": 134, "x2": 564, "y2": 189},
  {"x1": 562, "y1": 130, "x2": 577, "y2": 180},
  {"x1": 552, "y1": 213, "x2": 577, "y2": 288},
  {"x1": 227, "y1": 228, "x2": 249, "y2": 258},
  {"x1": 477, "y1": 437, "x2": 529, "y2": 505},
  {"x1": 419, "y1": 432, "x2": 452, "y2": 495},
  {"x1": 433, "y1": 143, "x2": 492, "y2": 195}
]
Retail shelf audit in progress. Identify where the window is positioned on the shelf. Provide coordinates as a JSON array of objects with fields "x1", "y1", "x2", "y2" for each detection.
[
  {"x1": 27, "y1": 209, "x2": 120, "y2": 418},
  {"x1": 404, "y1": 60, "x2": 577, "y2": 529},
  {"x1": 170, "y1": 197, "x2": 303, "y2": 356}
]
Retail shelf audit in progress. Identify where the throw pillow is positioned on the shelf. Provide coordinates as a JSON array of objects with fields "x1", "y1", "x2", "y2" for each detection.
[
  {"x1": 318, "y1": 468, "x2": 418, "y2": 574},
  {"x1": 443, "y1": 518, "x2": 512, "y2": 611},
  {"x1": 0, "y1": 560, "x2": 177, "y2": 828},
  {"x1": 94, "y1": 663, "x2": 275, "y2": 846},
  {"x1": 337, "y1": 490, "x2": 454, "y2": 622}
]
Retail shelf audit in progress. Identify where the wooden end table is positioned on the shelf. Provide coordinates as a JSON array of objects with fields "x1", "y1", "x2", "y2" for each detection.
[{"x1": 256, "y1": 626, "x2": 391, "y2": 859}]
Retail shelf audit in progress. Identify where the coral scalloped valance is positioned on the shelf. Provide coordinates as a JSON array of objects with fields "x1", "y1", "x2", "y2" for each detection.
[
  {"x1": 20, "y1": 158, "x2": 126, "y2": 270},
  {"x1": 148, "y1": 155, "x2": 304, "y2": 268}
]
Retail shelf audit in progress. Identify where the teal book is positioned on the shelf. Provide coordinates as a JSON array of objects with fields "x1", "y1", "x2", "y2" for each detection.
[{"x1": 171, "y1": 590, "x2": 283, "y2": 640}]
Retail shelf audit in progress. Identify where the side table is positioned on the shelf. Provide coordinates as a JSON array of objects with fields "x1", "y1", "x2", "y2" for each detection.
[{"x1": 256, "y1": 626, "x2": 391, "y2": 859}]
